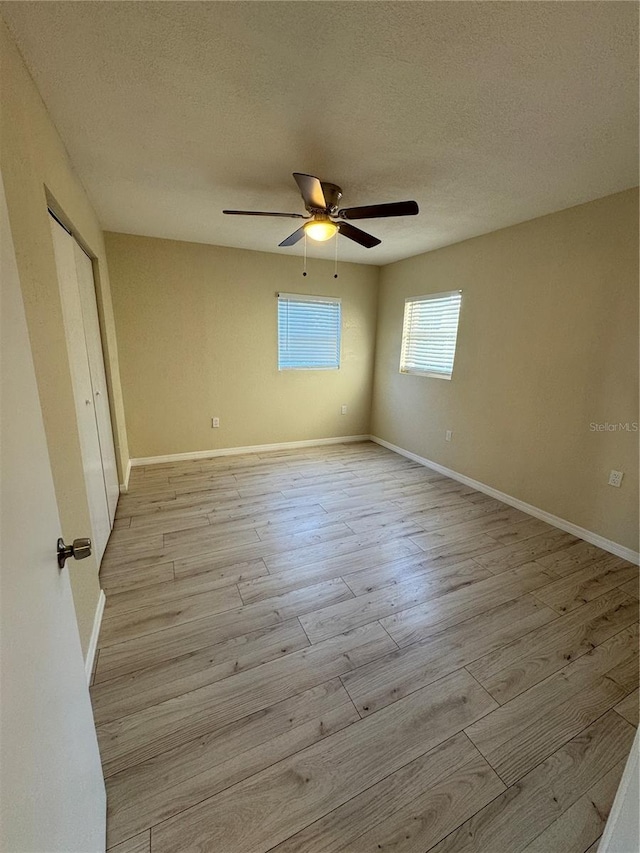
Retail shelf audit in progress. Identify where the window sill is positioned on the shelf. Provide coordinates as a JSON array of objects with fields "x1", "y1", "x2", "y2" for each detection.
[{"x1": 399, "y1": 369, "x2": 452, "y2": 380}]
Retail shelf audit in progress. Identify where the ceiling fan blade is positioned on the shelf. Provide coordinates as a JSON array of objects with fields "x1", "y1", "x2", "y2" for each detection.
[
  {"x1": 337, "y1": 200, "x2": 419, "y2": 220},
  {"x1": 278, "y1": 226, "x2": 307, "y2": 247},
  {"x1": 293, "y1": 173, "x2": 327, "y2": 210},
  {"x1": 338, "y1": 221, "x2": 381, "y2": 248},
  {"x1": 223, "y1": 210, "x2": 307, "y2": 218}
]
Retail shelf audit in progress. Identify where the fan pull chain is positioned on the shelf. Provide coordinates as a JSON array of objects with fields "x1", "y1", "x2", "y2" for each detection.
[
  {"x1": 302, "y1": 232, "x2": 307, "y2": 277},
  {"x1": 334, "y1": 232, "x2": 339, "y2": 279}
]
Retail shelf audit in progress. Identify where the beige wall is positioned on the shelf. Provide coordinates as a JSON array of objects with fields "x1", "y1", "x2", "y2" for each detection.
[
  {"x1": 372, "y1": 189, "x2": 639, "y2": 553},
  {"x1": 0, "y1": 19, "x2": 129, "y2": 654},
  {"x1": 105, "y1": 233, "x2": 379, "y2": 458}
]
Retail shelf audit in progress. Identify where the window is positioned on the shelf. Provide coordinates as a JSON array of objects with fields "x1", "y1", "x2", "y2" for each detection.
[
  {"x1": 278, "y1": 293, "x2": 341, "y2": 370},
  {"x1": 399, "y1": 290, "x2": 462, "y2": 379}
]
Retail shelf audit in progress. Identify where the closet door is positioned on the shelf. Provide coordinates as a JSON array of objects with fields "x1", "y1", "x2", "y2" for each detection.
[
  {"x1": 73, "y1": 243, "x2": 119, "y2": 522},
  {"x1": 49, "y1": 216, "x2": 111, "y2": 562}
]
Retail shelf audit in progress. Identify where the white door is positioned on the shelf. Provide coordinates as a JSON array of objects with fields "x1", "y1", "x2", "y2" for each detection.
[
  {"x1": 74, "y1": 242, "x2": 119, "y2": 521},
  {"x1": 599, "y1": 729, "x2": 639, "y2": 853},
  {"x1": 50, "y1": 216, "x2": 112, "y2": 562},
  {"x1": 0, "y1": 176, "x2": 106, "y2": 852}
]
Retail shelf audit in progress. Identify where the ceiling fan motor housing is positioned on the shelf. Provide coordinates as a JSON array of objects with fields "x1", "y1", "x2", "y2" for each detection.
[{"x1": 319, "y1": 182, "x2": 342, "y2": 213}]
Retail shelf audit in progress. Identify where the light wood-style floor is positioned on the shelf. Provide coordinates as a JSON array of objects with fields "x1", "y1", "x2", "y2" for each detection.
[{"x1": 92, "y1": 441, "x2": 639, "y2": 853}]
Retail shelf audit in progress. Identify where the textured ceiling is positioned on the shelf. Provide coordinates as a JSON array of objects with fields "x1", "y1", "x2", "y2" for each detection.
[{"x1": 2, "y1": 1, "x2": 638, "y2": 265}]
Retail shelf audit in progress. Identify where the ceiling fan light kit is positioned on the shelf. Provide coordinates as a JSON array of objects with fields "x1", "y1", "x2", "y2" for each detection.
[
  {"x1": 304, "y1": 217, "x2": 338, "y2": 242},
  {"x1": 223, "y1": 172, "x2": 419, "y2": 249}
]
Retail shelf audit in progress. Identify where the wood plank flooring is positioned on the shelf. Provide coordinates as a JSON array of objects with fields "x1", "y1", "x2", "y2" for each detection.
[{"x1": 91, "y1": 441, "x2": 639, "y2": 852}]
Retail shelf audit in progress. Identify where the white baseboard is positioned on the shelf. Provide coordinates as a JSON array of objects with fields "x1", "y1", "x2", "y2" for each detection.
[
  {"x1": 84, "y1": 589, "x2": 105, "y2": 684},
  {"x1": 119, "y1": 458, "x2": 131, "y2": 494},
  {"x1": 130, "y1": 435, "x2": 371, "y2": 467},
  {"x1": 371, "y1": 435, "x2": 640, "y2": 565}
]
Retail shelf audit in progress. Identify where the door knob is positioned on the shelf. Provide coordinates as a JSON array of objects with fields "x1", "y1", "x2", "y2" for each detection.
[{"x1": 57, "y1": 537, "x2": 92, "y2": 569}]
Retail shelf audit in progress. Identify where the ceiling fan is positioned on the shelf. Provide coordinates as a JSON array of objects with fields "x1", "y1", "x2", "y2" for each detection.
[{"x1": 223, "y1": 173, "x2": 419, "y2": 248}]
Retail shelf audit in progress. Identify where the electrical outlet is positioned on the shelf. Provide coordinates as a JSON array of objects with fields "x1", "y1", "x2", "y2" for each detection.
[
  {"x1": 212, "y1": 417, "x2": 220, "y2": 428},
  {"x1": 341, "y1": 405, "x2": 347, "y2": 415},
  {"x1": 445, "y1": 430, "x2": 452, "y2": 442},
  {"x1": 608, "y1": 469, "x2": 623, "y2": 488}
]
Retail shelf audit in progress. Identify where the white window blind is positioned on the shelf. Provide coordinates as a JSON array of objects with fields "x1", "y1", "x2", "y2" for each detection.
[
  {"x1": 278, "y1": 293, "x2": 341, "y2": 370},
  {"x1": 399, "y1": 290, "x2": 462, "y2": 379}
]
